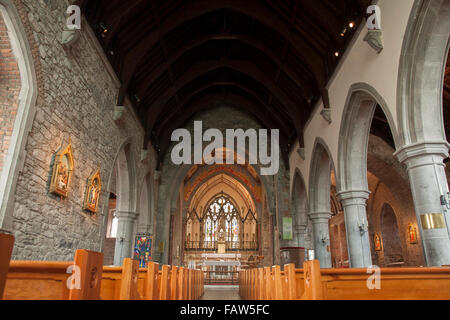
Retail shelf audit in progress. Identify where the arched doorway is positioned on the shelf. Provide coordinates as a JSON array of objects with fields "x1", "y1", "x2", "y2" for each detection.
[
  {"x1": 102, "y1": 141, "x2": 137, "y2": 266},
  {"x1": 380, "y1": 203, "x2": 405, "y2": 267},
  {"x1": 291, "y1": 170, "x2": 310, "y2": 249},
  {"x1": 337, "y1": 83, "x2": 399, "y2": 268},
  {"x1": 0, "y1": 1, "x2": 37, "y2": 231},
  {"x1": 309, "y1": 139, "x2": 335, "y2": 268}
]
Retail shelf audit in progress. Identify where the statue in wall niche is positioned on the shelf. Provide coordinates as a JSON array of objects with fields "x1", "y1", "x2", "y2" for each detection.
[
  {"x1": 408, "y1": 224, "x2": 418, "y2": 244},
  {"x1": 49, "y1": 143, "x2": 74, "y2": 198},
  {"x1": 374, "y1": 233, "x2": 383, "y2": 252},
  {"x1": 83, "y1": 170, "x2": 102, "y2": 214}
]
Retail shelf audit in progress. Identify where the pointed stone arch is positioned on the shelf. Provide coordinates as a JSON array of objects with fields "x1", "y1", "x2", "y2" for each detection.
[
  {"x1": 380, "y1": 203, "x2": 405, "y2": 266},
  {"x1": 291, "y1": 168, "x2": 310, "y2": 248},
  {"x1": 102, "y1": 138, "x2": 138, "y2": 266},
  {"x1": 397, "y1": 0, "x2": 450, "y2": 146},
  {"x1": 337, "y1": 82, "x2": 398, "y2": 193},
  {"x1": 336, "y1": 83, "x2": 397, "y2": 267},
  {"x1": 308, "y1": 138, "x2": 335, "y2": 268},
  {"x1": 136, "y1": 172, "x2": 154, "y2": 235},
  {"x1": 0, "y1": 0, "x2": 38, "y2": 230}
]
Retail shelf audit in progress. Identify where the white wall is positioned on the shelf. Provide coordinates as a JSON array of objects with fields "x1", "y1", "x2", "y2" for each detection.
[{"x1": 289, "y1": 0, "x2": 415, "y2": 195}]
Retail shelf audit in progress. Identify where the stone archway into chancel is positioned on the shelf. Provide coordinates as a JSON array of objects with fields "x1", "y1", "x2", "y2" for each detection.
[{"x1": 180, "y1": 164, "x2": 267, "y2": 274}]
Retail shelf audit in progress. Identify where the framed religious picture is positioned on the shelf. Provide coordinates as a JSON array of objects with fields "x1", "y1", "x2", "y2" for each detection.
[
  {"x1": 49, "y1": 142, "x2": 74, "y2": 198},
  {"x1": 408, "y1": 224, "x2": 418, "y2": 244},
  {"x1": 133, "y1": 234, "x2": 152, "y2": 268},
  {"x1": 83, "y1": 170, "x2": 102, "y2": 213},
  {"x1": 374, "y1": 233, "x2": 382, "y2": 251}
]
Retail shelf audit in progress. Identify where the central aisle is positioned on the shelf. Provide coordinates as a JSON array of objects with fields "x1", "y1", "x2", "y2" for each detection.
[{"x1": 201, "y1": 286, "x2": 241, "y2": 300}]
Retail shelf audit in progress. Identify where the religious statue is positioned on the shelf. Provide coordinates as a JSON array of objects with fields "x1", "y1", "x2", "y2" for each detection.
[
  {"x1": 57, "y1": 163, "x2": 68, "y2": 190},
  {"x1": 83, "y1": 170, "x2": 102, "y2": 213},
  {"x1": 218, "y1": 228, "x2": 225, "y2": 242},
  {"x1": 408, "y1": 224, "x2": 418, "y2": 244},
  {"x1": 49, "y1": 142, "x2": 74, "y2": 198},
  {"x1": 374, "y1": 233, "x2": 382, "y2": 251},
  {"x1": 89, "y1": 179, "x2": 100, "y2": 206}
]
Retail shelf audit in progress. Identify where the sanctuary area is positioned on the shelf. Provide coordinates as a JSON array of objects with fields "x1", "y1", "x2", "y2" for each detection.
[{"x1": 0, "y1": 0, "x2": 449, "y2": 301}]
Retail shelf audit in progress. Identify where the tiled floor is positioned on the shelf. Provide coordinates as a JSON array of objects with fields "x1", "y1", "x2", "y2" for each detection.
[{"x1": 201, "y1": 285, "x2": 242, "y2": 300}]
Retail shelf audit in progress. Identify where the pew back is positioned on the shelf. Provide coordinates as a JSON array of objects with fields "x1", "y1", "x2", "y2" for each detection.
[
  {"x1": 0, "y1": 233, "x2": 14, "y2": 299},
  {"x1": 320, "y1": 267, "x2": 450, "y2": 300},
  {"x1": 4, "y1": 249, "x2": 103, "y2": 300}
]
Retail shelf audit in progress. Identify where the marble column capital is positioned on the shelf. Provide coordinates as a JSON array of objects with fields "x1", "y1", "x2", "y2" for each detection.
[
  {"x1": 394, "y1": 141, "x2": 450, "y2": 166},
  {"x1": 336, "y1": 190, "x2": 370, "y2": 206},
  {"x1": 308, "y1": 212, "x2": 332, "y2": 222},
  {"x1": 115, "y1": 211, "x2": 139, "y2": 221}
]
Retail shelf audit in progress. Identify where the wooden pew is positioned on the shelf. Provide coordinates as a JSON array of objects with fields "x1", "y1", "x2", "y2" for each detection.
[
  {"x1": 144, "y1": 261, "x2": 160, "y2": 300},
  {"x1": 3, "y1": 243, "x2": 200, "y2": 301},
  {"x1": 0, "y1": 232, "x2": 14, "y2": 299},
  {"x1": 177, "y1": 267, "x2": 185, "y2": 300},
  {"x1": 68, "y1": 250, "x2": 103, "y2": 300},
  {"x1": 3, "y1": 249, "x2": 103, "y2": 300},
  {"x1": 287, "y1": 260, "x2": 450, "y2": 300},
  {"x1": 262, "y1": 267, "x2": 270, "y2": 300},
  {"x1": 170, "y1": 266, "x2": 178, "y2": 300},
  {"x1": 159, "y1": 265, "x2": 171, "y2": 300},
  {"x1": 187, "y1": 269, "x2": 192, "y2": 300},
  {"x1": 319, "y1": 265, "x2": 450, "y2": 300}
]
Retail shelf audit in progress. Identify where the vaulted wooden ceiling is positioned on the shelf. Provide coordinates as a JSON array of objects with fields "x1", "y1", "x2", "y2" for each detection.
[{"x1": 79, "y1": 0, "x2": 371, "y2": 166}]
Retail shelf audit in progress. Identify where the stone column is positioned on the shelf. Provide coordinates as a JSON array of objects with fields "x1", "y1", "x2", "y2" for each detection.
[
  {"x1": 309, "y1": 212, "x2": 332, "y2": 268},
  {"x1": 114, "y1": 211, "x2": 139, "y2": 266},
  {"x1": 395, "y1": 142, "x2": 450, "y2": 266},
  {"x1": 336, "y1": 191, "x2": 372, "y2": 268},
  {"x1": 293, "y1": 207, "x2": 308, "y2": 248},
  {"x1": 294, "y1": 224, "x2": 308, "y2": 248}
]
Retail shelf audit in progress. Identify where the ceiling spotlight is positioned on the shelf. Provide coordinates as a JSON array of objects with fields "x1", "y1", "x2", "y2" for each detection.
[
  {"x1": 97, "y1": 23, "x2": 108, "y2": 37},
  {"x1": 334, "y1": 51, "x2": 340, "y2": 57},
  {"x1": 349, "y1": 22, "x2": 355, "y2": 29}
]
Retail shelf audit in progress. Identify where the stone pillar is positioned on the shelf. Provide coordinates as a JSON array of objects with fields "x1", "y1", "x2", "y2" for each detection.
[
  {"x1": 114, "y1": 211, "x2": 139, "y2": 266},
  {"x1": 336, "y1": 191, "x2": 372, "y2": 268},
  {"x1": 294, "y1": 224, "x2": 308, "y2": 248},
  {"x1": 395, "y1": 142, "x2": 450, "y2": 266},
  {"x1": 309, "y1": 212, "x2": 332, "y2": 268}
]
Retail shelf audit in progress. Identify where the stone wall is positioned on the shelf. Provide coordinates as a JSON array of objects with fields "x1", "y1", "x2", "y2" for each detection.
[
  {"x1": 9, "y1": 0, "x2": 152, "y2": 261},
  {"x1": 366, "y1": 135, "x2": 424, "y2": 267},
  {"x1": 0, "y1": 11, "x2": 20, "y2": 176}
]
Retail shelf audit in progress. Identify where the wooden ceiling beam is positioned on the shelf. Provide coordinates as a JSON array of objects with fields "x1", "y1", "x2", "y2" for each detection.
[
  {"x1": 142, "y1": 59, "x2": 307, "y2": 145},
  {"x1": 154, "y1": 81, "x2": 294, "y2": 137},
  {"x1": 132, "y1": 33, "x2": 316, "y2": 103},
  {"x1": 116, "y1": 0, "x2": 326, "y2": 106},
  {"x1": 156, "y1": 92, "x2": 292, "y2": 168}
]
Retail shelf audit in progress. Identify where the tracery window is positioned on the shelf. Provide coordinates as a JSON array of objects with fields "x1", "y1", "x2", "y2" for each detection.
[{"x1": 204, "y1": 195, "x2": 240, "y2": 243}]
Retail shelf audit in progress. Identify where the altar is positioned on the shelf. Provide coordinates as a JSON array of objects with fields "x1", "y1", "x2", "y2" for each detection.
[{"x1": 201, "y1": 253, "x2": 242, "y2": 271}]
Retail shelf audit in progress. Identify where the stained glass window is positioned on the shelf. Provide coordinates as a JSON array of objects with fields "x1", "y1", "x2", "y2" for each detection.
[{"x1": 203, "y1": 195, "x2": 240, "y2": 244}]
